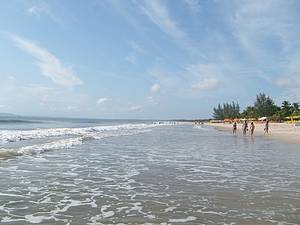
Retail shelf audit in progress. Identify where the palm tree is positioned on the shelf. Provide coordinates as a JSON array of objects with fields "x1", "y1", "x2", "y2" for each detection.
[
  {"x1": 281, "y1": 101, "x2": 292, "y2": 117},
  {"x1": 292, "y1": 102, "x2": 300, "y2": 115}
]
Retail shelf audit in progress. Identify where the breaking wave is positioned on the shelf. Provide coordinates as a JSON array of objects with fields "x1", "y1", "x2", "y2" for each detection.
[
  {"x1": 0, "y1": 123, "x2": 170, "y2": 143},
  {"x1": 0, "y1": 123, "x2": 172, "y2": 159}
]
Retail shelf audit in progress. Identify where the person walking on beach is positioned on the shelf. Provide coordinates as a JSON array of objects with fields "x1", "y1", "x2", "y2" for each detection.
[
  {"x1": 250, "y1": 122, "x2": 255, "y2": 136},
  {"x1": 233, "y1": 122, "x2": 237, "y2": 134},
  {"x1": 242, "y1": 120, "x2": 248, "y2": 135},
  {"x1": 264, "y1": 120, "x2": 269, "y2": 134}
]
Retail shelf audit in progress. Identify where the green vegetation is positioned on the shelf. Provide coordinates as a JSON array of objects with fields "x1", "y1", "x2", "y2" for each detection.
[
  {"x1": 212, "y1": 102, "x2": 240, "y2": 120},
  {"x1": 212, "y1": 93, "x2": 300, "y2": 120}
]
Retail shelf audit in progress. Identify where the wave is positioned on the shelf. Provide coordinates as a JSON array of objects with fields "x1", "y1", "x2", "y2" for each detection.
[
  {"x1": 0, "y1": 123, "x2": 171, "y2": 143},
  {"x1": 0, "y1": 138, "x2": 82, "y2": 160},
  {"x1": 0, "y1": 122, "x2": 174, "y2": 159},
  {"x1": 0, "y1": 149, "x2": 20, "y2": 159}
]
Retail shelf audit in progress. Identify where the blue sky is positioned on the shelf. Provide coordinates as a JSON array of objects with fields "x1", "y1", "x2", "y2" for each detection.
[{"x1": 0, "y1": 0, "x2": 300, "y2": 119}]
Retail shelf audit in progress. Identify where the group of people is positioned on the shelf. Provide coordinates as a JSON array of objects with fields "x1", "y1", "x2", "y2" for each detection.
[{"x1": 232, "y1": 120, "x2": 269, "y2": 136}]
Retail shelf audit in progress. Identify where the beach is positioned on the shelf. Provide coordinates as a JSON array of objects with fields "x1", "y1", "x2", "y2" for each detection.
[
  {"x1": 207, "y1": 122, "x2": 300, "y2": 145},
  {"x1": 0, "y1": 118, "x2": 300, "y2": 224}
]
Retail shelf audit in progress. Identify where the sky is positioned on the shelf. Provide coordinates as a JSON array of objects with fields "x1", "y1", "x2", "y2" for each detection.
[{"x1": 0, "y1": 0, "x2": 300, "y2": 119}]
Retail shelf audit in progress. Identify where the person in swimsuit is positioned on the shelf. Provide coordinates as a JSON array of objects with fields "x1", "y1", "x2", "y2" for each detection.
[
  {"x1": 250, "y1": 122, "x2": 255, "y2": 136},
  {"x1": 242, "y1": 120, "x2": 248, "y2": 135},
  {"x1": 264, "y1": 120, "x2": 269, "y2": 134},
  {"x1": 233, "y1": 122, "x2": 237, "y2": 134}
]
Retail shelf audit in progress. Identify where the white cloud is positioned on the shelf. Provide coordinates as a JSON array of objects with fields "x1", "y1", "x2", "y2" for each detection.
[
  {"x1": 96, "y1": 97, "x2": 108, "y2": 105},
  {"x1": 192, "y1": 78, "x2": 222, "y2": 91},
  {"x1": 151, "y1": 83, "x2": 161, "y2": 93},
  {"x1": 129, "y1": 105, "x2": 143, "y2": 111},
  {"x1": 147, "y1": 63, "x2": 225, "y2": 97},
  {"x1": 8, "y1": 33, "x2": 82, "y2": 88},
  {"x1": 8, "y1": 76, "x2": 15, "y2": 81}
]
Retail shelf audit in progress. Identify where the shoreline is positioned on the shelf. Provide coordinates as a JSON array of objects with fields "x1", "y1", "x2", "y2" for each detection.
[{"x1": 205, "y1": 122, "x2": 300, "y2": 145}]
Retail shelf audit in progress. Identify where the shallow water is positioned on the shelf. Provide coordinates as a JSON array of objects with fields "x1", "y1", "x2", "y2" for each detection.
[{"x1": 0, "y1": 122, "x2": 299, "y2": 224}]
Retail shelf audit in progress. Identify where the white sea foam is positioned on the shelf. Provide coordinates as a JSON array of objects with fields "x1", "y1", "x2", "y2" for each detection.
[
  {"x1": 0, "y1": 192, "x2": 28, "y2": 198},
  {"x1": 0, "y1": 123, "x2": 173, "y2": 159},
  {"x1": 0, "y1": 123, "x2": 170, "y2": 143},
  {"x1": 164, "y1": 206, "x2": 177, "y2": 213},
  {"x1": 169, "y1": 216, "x2": 197, "y2": 222},
  {"x1": 24, "y1": 215, "x2": 52, "y2": 224},
  {"x1": 0, "y1": 138, "x2": 82, "y2": 159}
]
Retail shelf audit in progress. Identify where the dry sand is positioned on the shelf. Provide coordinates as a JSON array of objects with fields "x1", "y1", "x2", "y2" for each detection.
[{"x1": 206, "y1": 122, "x2": 300, "y2": 145}]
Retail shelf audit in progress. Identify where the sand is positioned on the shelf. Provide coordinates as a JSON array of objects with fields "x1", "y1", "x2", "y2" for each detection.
[{"x1": 206, "y1": 122, "x2": 300, "y2": 145}]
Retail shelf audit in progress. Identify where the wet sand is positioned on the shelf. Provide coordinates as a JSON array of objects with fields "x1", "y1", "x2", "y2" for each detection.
[{"x1": 207, "y1": 122, "x2": 300, "y2": 144}]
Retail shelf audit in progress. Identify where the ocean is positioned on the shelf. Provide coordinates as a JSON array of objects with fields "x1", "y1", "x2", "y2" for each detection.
[{"x1": 0, "y1": 117, "x2": 299, "y2": 224}]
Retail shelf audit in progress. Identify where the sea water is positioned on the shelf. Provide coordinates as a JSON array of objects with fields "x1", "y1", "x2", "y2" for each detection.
[{"x1": 0, "y1": 117, "x2": 299, "y2": 224}]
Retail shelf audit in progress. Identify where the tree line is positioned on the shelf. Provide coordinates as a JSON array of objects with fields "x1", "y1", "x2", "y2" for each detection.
[{"x1": 212, "y1": 93, "x2": 300, "y2": 120}]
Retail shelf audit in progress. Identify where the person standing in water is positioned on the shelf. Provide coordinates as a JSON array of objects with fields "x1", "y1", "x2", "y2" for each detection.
[
  {"x1": 233, "y1": 122, "x2": 237, "y2": 134},
  {"x1": 242, "y1": 120, "x2": 248, "y2": 135},
  {"x1": 264, "y1": 120, "x2": 269, "y2": 134},
  {"x1": 250, "y1": 122, "x2": 255, "y2": 136}
]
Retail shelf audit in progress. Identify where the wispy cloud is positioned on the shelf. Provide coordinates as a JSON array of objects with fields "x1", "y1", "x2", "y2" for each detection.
[
  {"x1": 0, "y1": 80, "x2": 91, "y2": 116},
  {"x1": 230, "y1": 0, "x2": 300, "y2": 100},
  {"x1": 96, "y1": 97, "x2": 108, "y2": 105},
  {"x1": 130, "y1": 41, "x2": 145, "y2": 54},
  {"x1": 8, "y1": 33, "x2": 82, "y2": 88},
  {"x1": 185, "y1": 64, "x2": 222, "y2": 78},
  {"x1": 274, "y1": 53, "x2": 300, "y2": 101},
  {"x1": 27, "y1": 3, "x2": 60, "y2": 23},
  {"x1": 145, "y1": 96, "x2": 154, "y2": 102},
  {"x1": 137, "y1": 0, "x2": 195, "y2": 53},
  {"x1": 232, "y1": 0, "x2": 297, "y2": 60},
  {"x1": 125, "y1": 53, "x2": 137, "y2": 64},
  {"x1": 148, "y1": 62, "x2": 224, "y2": 98},
  {"x1": 185, "y1": 63, "x2": 223, "y2": 91},
  {"x1": 139, "y1": 0, "x2": 185, "y2": 39},
  {"x1": 192, "y1": 78, "x2": 221, "y2": 91},
  {"x1": 274, "y1": 77, "x2": 297, "y2": 88},
  {"x1": 145, "y1": 96, "x2": 159, "y2": 105},
  {"x1": 125, "y1": 41, "x2": 145, "y2": 64},
  {"x1": 184, "y1": 0, "x2": 201, "y2": 13}
]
